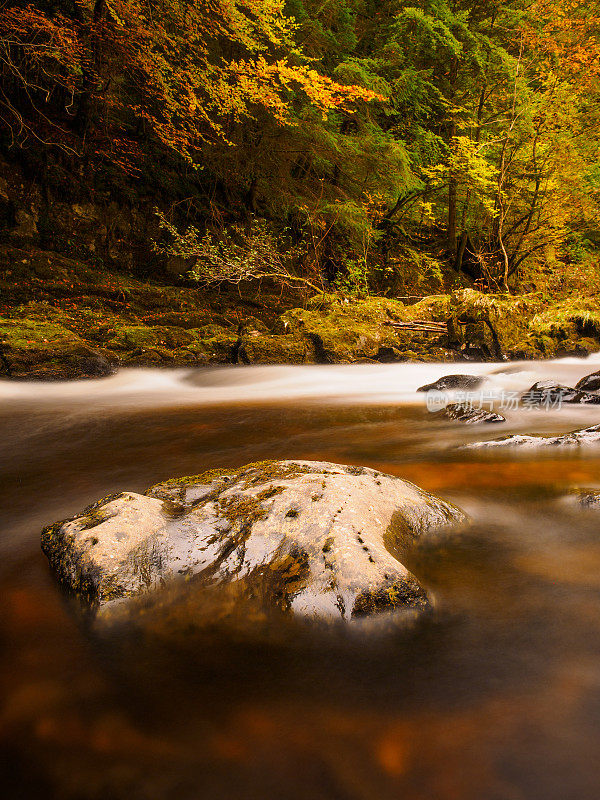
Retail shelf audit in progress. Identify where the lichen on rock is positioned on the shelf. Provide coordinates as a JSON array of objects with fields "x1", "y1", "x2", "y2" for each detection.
[{"x1": 41, "y1": 460, "x2": 467, "y2": 625}]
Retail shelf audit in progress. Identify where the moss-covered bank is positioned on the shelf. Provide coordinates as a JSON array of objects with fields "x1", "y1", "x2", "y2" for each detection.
[{"x1": 1, "y1": 246, "x2": 599, "y2": 379}]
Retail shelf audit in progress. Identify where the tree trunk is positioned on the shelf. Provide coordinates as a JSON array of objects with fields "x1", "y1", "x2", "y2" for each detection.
[
  {"x1": 456, "y1": 230, "x2": 468, "y2": 273},
  {"x1": 448, "y1": 175, "x2": 457, "y2": 254},
  {"x1": 246, "y1": 177, "x2": 258, "y2": 214},
  {"x1": 74, "y1": 0, "x2": 106, "y2": 136},
  {"x1": 447, "y1": 56, "x2": 458, "y2": 254}
]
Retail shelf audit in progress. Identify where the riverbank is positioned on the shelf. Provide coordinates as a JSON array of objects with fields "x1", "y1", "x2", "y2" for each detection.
[{"x1": 2, "y1": 244, "x2": 600, "y2": 379}]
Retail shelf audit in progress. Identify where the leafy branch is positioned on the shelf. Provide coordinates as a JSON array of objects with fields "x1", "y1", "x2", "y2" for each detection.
[{"x1": 154, "y1": 212, "x2": 324, "y2": 293}]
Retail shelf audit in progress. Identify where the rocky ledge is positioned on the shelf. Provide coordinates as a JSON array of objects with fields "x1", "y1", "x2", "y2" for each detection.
[{"x1": 41, "y1": 460, "x2": 466, "y2": 625}]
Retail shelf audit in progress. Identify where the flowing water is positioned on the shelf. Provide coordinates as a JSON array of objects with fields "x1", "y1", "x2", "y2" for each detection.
[{"x1": 3, "y1": 358, "x2": 600, "y2": 799}]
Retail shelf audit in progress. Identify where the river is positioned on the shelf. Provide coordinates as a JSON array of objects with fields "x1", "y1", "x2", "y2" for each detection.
[{"x1": 2, "y1": 358, "x2": 600, "y2": 799}]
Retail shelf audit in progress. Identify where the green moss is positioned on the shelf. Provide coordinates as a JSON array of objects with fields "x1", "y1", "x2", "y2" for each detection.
[
  {"x1": 352, "y1": 577, "x2": 428, "y2": 616},
  {"x1": 239, "y1": 316, "x2": 270, "y2": 334},
  {"x1": 406, "y1": 293, "x2": 452, "y2": 320},
  {"x1": 193, "y1": 324, "x2": 232, "y2": 338},
  {"x1": 216, "y1": 494, "x2": 268, "y2": 527},
  {"x1": 280, "y1": 296, "x2": 428, "y2": 363},
  {"x1": 189, "y1": 331, "x2": 239, "y2": 362},
  {"x1": 0, "y1": 317, "x2": 81, "y2": 349},
  {"x1": 238, "y1": 334, "x2": 308, "y2": 364},
  {"x1": 531, "y1": 301, "x2": 600, "y2": 339},
  {"x1": 3, "y1": 242, "x2": 599, "y2": 374},
  {"x1": 107, "y1": 325, "x2": 195, "y2": 351},
  {"x1": 147, "y1": 461, "x2": 317, "y2": 504}
]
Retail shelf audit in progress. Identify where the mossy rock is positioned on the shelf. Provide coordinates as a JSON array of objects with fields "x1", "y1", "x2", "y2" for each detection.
[
  {"x1": 0, "y1": 316, "x2": 77, "y2": 349},
  {"x1": 508, "y1": 336, "x2": 545, "y2": 360},
  {"x1": 107, "y1": 325, "x2": 195, "y2": 351},
  {"x1": 0, "y1": 317, "x2": 114, "y2": 379},
  {"x1": 556, "y1": 337, "x2": 599, "y2": 357},
  {"x1": 238, "y1": 315, "x2": 271, "y2": 334},
  {"x1": 237, "y1": 334, "x2": 308, "y2": 364},
  {"x1": 186, "y1": 331, "x2": 240, "y2": 363},
  {"x1": 42, "y1": 460, "x2": 467, "y2": 626},
  {"x1": 280, "y1": 302, "x2": 396, "y2": 362},
  {"x1": 281, "y1": 295, "x2": 454, "y2": 362},
  {"x1": 141, "y1": 312, "x2": 210, "y2": 329},
  {"x1": 407, "y1": 294, "x2": 452, "y2": 320},
  {"x1": 192, "y1": 324, "x2": 232, "y2": 338}
]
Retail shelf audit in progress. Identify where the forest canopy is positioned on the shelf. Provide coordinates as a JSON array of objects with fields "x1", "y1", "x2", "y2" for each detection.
[{"x1": 1, "y1": 0, "x2": 599, "y2": 292}]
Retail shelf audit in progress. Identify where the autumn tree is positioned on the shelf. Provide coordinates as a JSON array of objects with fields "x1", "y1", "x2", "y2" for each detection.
[{"x1": 1, "y1": 0, "x2": 599, "y2": 292}]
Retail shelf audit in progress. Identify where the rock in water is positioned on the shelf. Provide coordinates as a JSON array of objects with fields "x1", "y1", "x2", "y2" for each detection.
[
  {"x1": 521, "y1": 380, "x2": 578, "y2": 403},
  {"x1": 576, "y1": 489, "x2": 600, "y2": 508},
  {"x1": 568, "y1": 489, "x2": 600, "y2": 509},
  {"x1": 555, "y1": 488, "x2": 600, "y2": 513},
  {"x1": 441, "y1": 403, "x2": 505, "y2": 424},
  {"x1": 41, "y1": 460, "x2": 466, "y2": 623},
  {"x1": 521, "y1": 380, "x2": 600, "y2": 406},
  {"x1": 417, "y1": 374, "x2": 485, "y2": 393},
  {"x1": 575, "y1": 370, "x2": 600, "y2": 393},
  {"x1": 464, "y1": 424, "x2": 600, "y2": 449}
]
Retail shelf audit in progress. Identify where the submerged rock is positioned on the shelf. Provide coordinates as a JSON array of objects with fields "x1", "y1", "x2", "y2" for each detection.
[
  {"x1": 521, "y1": 380, "x2": 600, "y2": 406},
  {"x1": 417, "y1": 374, "x2": 485, "y2": 393},
  {"x1": 555, "y1": 487, "x2": 600, "y2": 514},
  {"x1": 41, "y1": 460, "x2": 466, "y2": 623},
  {"x1": 563, "y1": 488, "x2": 600, "y2": 510},
  {"x1": 440, "y1": 403, "x2": 505, "y2": 424},
  {"x1": 575, "y1": 370, "x2": 600, "y2": 393},
  {"x1": 576, "y1": 489, "x2": 600, "y2": 508},
  {"x1": 464, "y1": 424, "x2": 600, "y2": 449}
]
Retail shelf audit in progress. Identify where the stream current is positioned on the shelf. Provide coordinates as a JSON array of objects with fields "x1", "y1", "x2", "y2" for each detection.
[{"x1": 2, "y1": 357, "x2": 600, "y2": 799}]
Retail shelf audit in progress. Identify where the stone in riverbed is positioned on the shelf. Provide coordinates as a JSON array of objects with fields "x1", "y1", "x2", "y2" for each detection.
[
  {"x1": 464, "y1": 423, "x2": 600, "y2": 449},
  {"x1": 555, "y1": 487, "x2": 600, "y2": 513},
  {"x1": 521, "y1": 380, "x2": 600, "y2": 406},
  {"x1": 440, "y1": 403, "x2": 505, "y2": 424},
  {"x1": 417, "y1": 374, "x2": 485, "y2": 393},
  {"x1": 575, "y1": 370, "x2": 600, "y2": 393},
  {"x1": 41, "y1": 460, "x2": 466, "y2": 623},
  {"x1": 567, "y1": 489, "x2": 600, "y2": 509},
  {"x1": 576, "y1": 489, "x2": 600, "y2": 508}
]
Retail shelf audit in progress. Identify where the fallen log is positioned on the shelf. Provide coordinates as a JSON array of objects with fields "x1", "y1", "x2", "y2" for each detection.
[{"x1": 386, "y1": 320, "x2": 447, "y2": 333}]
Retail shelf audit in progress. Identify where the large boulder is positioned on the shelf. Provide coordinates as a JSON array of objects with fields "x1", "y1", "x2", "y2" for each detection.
[{"x1": 41, "y1": 460, "x2": 466, "y2": 623}]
